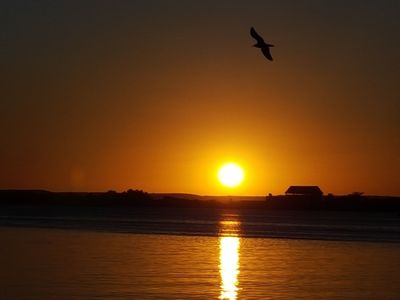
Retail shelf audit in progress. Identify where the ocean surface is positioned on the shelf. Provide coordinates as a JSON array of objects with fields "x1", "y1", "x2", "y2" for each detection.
[{"x1": 1, "y1": 207, "x2": 400, "y2": 299}]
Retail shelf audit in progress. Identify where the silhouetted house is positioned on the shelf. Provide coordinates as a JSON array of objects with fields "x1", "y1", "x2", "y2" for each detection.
[{"x1": 285, "y1": 186, "x2": 323, "y2": 197}]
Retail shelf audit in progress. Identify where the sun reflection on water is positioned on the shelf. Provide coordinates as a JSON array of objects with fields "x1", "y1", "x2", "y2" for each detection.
[{"x1": 219, "y1": 219, "x2": 240, "y2": 300}]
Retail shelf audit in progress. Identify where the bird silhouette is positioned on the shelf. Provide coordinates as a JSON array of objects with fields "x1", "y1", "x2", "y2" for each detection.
[{"x1": 250, "y1": 27, "x2": 274, "y2": 61}]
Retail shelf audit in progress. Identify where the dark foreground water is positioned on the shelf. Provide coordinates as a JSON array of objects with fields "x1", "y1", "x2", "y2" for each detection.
[{"x1": 1, "y1": 207, "x2": 400, "y2": 299}]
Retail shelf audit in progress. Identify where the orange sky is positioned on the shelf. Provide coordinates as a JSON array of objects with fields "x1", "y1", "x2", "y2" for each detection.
[{"x1": 1, "y1": 1, "x2": 399, "y2": 195}]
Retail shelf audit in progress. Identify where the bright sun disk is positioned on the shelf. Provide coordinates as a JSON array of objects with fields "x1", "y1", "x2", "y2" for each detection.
[{"x1": 218, "y1": 163, "x2": 244, "y2": 188}]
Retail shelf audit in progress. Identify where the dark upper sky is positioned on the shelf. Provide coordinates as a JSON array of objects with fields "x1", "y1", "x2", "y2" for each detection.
[{"x1": 1, "y1": 1, "x2": 399, "y2": 195}]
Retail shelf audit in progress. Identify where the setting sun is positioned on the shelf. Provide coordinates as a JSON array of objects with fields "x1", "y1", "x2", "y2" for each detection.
[{"x1": 218, "y1": 163, "x2": 245, "y2": 188}]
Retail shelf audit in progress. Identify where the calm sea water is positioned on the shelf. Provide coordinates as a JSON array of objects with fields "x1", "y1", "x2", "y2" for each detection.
[{"x1": 1, "y1": 208, "x2": 400, "y2": 299}]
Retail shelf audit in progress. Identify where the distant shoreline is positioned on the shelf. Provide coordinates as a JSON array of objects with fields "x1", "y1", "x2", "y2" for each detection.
[{"x1": 1, "y1": 189, "x2": 400, "y2": 212}]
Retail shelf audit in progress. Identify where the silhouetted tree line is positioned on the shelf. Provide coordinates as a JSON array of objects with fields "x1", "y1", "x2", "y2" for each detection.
[{"x1": 0, "y1": 189, "x2": 152, "y2": 206}]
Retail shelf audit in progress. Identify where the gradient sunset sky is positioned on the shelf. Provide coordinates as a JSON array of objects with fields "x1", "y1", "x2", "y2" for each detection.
[{"x1": 2, "y1": 1, "x2": 399, "y2": 195}]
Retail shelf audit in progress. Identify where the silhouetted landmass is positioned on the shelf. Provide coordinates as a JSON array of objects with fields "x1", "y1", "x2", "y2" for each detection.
[
  {"x1": 264, "y1": 194, "x2": 400, "y2": 212},
  {"x1": 0, "y1": 189, "x2": 219, "y2": 208},
  {"x1": 0, "y1": 189, "x2": 399, "y2": 212}
]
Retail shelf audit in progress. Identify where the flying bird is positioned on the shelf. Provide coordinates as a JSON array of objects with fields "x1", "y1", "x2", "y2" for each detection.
[{"x1": 250, "y1": 27, "x2": 274, "y2": 61}]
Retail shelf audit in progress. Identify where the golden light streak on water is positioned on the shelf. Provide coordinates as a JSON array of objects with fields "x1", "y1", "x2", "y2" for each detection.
[{"x1": 219, "y1": 218, "x2": 240, "y2": 300}]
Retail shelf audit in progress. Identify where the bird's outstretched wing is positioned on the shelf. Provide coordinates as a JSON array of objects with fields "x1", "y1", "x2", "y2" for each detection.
[
  {"x1": 250, "y1": 27, "x2": 264, "y2": 43},
  {"x1": 261, "y1": 47, "x2": 273, "y2": 61}
]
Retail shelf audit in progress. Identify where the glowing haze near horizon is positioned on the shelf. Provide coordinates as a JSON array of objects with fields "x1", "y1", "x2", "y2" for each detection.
[{"x1": 1, "y1": 1, "x2": 399, "y2": 195}]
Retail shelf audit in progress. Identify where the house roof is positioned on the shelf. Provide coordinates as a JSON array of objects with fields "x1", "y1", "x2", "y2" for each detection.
[{"x1": 285, "y1": 186, "x2": 323, "y2": 195}]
